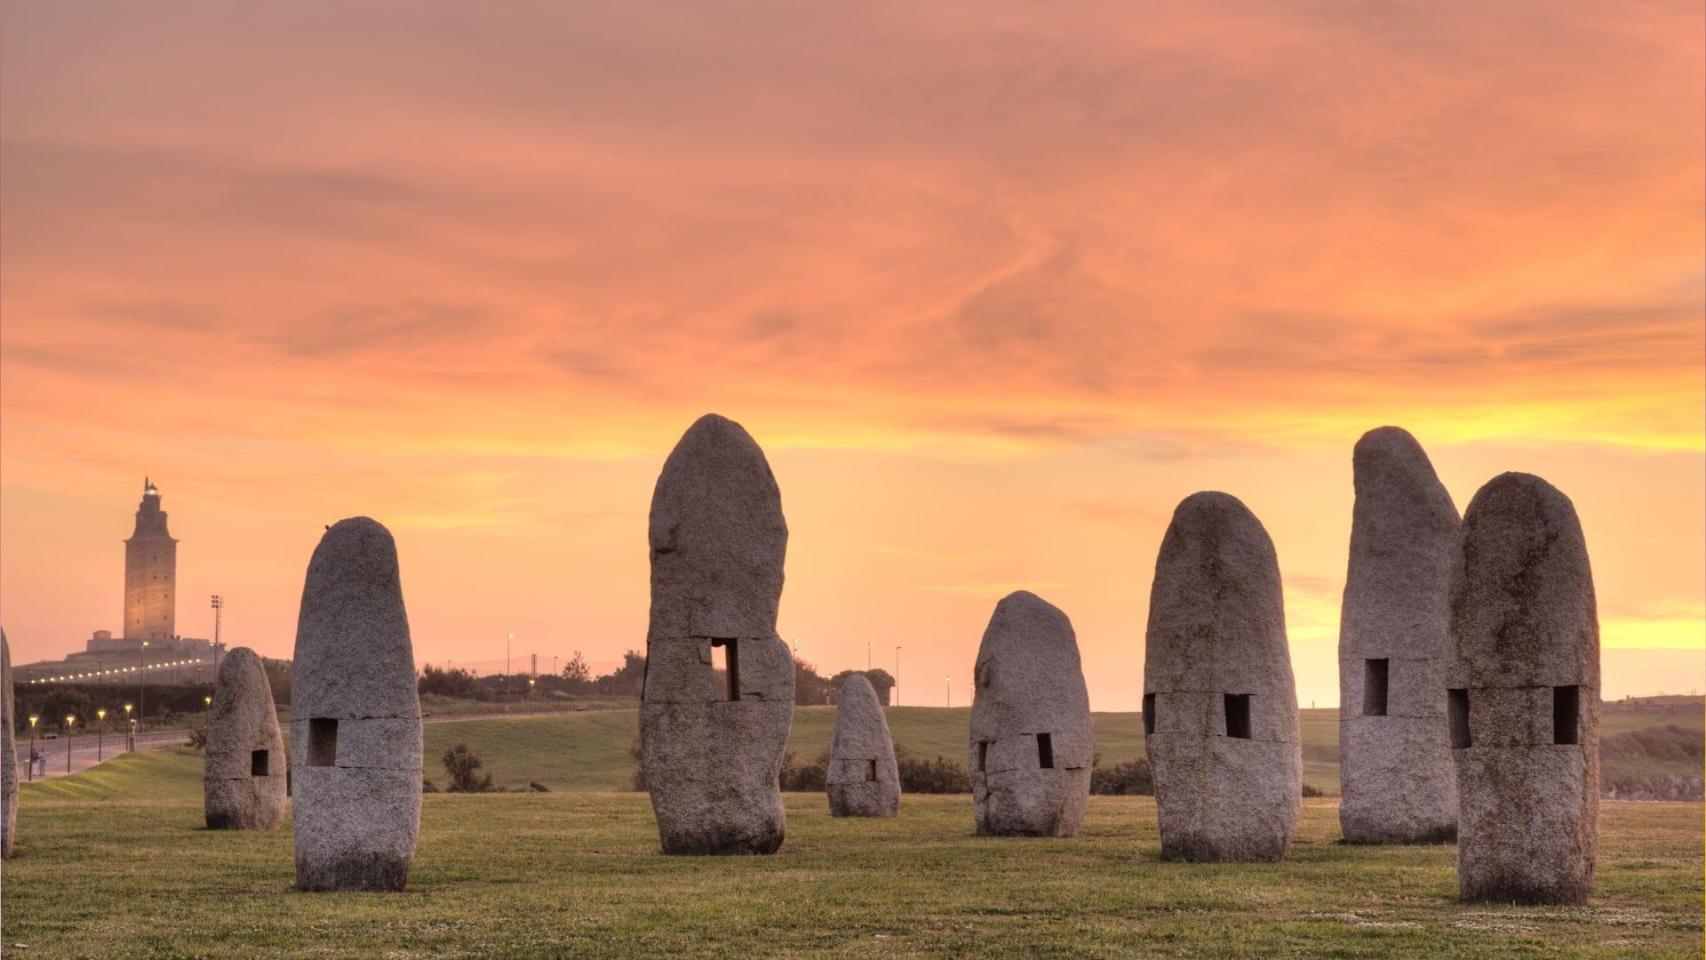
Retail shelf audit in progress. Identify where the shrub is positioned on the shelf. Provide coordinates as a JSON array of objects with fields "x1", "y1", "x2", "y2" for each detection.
[
  {"x1": 897, "y1": 755, "x2": 971, "y2": 793},
  {"x1": 442, "y1": 742, "x2": 496, "y2": 793},
  {"x1": 422, "y1": 779, "x2": 438, "y2": 793},
  {"x1": 779, "y1": 752, "x2": 828, "y2": 792},
  {"x1": 1090, "y1": 758, "x2": 1153, "y2": 795},
  {"x1": 1301, "y1": 782, "x2": 1324, "y2": 798},
  {"x1": 529, "y1": 781, "x2": 550, "y2": 793}
]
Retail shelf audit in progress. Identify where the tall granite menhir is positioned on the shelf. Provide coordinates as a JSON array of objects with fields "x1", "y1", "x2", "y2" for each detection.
[
  {"x1": 2, "y1": 629, "x2": 16, "y2": 859},
  {"x1": 1144, "y1": 493, "x2": 1301, "y2": 861},
  {"x1": 1449, "y1": 473, "x2": 1599, "y2": 904},
  {"x1": 641, "y1": 414, "x2": 795, "y2": 855},
  {"x1": 205, "y1": 646, "x2": 287, "y2": 830},
  {"x1": 969, "y1": 591, "x2": 1092, "y2": 837},
  {"x1": 1338, "y1": 427, "x2": 1460, "y2": 843},
  {"x1": 827, "y1": 673, "x2": 900, "y2": 817},
  {"x1": 291, "y1": 518, "x2": 423, "y2": 891}
]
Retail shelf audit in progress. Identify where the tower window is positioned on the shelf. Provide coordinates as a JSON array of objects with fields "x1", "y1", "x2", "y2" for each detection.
[
  {"x1": 1037, "y1": 732, "x2": 1054, "y2": 769},
  {"x1": 1142, "y1": 693, "x2": 1155, "y2": 735},
  {"x1": 251, "y1": 750, "x2": 270, "y2": 776},
  {"x1": 1553, "y1": 686, "x2": 1580, "y2": 746},
  {"x1": 710, "y1": 639, "x2": 739, "y2": 701},
  {"x1": 1224, "y1": 694, "x2": 1251, "y2": 739},
  {"x1": 1448, "y1": 689, "x2": 1471, "y2": 748},
  {"x1": 1363, "y1": 659, "x2": 1389, "y2": 717},
  {"x1": 308, "y1": 718, "x2": 338, "y2": 767}
]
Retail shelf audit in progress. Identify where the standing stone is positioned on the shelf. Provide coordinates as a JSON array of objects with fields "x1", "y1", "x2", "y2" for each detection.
[
  {"x1": 204, "y1": 647, "x2": 287, "y2": 830},
  {"x1": 2, "y1": 630, "x2": 15, "y2": 859},
  {"x1": 290, "y1": 517, "x2": 422, "y2": 891},
  {"x1": 969, "y1": 591, "x2": 1092, "y2": 837},
  {"x1": 641, "y1": 414, "x2": 795, "y2": 855},
  {"x1": 827, "y1": 673, "x2": 900, "y2": 817},
  {"x1": 1144, "y1": 492, "x2": 1301, "y2": 862},
  {"x1": 1338, "y1": 427, "x2": 1460, "y2": 843},
  {"x1": 1449, "y1": 472, "x2": 1599, "y2": 904}
]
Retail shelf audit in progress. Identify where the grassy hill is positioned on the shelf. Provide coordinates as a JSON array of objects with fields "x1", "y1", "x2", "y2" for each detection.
[{"x1": 418, "y1": 699, "x2": 1702, "y2": 796}]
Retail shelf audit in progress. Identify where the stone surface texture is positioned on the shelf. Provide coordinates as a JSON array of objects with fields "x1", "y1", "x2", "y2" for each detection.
[
  {"x1": 1338, "y1": 427, "x2": 1460, "y2": 843},
  {"x1": 1144, "y1": 492, "x2": 1302, "y2": 862},
  {"x1": 2, "y1": 630, "x2": 15, "y2": 859},
  {"x1": 641, "y1": 414, "x2": 795, "y2": 855},
  {"x1": 1449, "y1": 472, "x2": 1599, "y2": 904},
  {"x1": 204, "y1": 646, "x2": 287, "y2": 830},
  {"x1": 969, "y1": 591, "x2": 1092, "y2": 837},
  {"x1": 290, "y1": 517, "x2": 422, "y2": 891},
  {"x1": 827, "y1": 673, "x2": 900, "y2": 817}
]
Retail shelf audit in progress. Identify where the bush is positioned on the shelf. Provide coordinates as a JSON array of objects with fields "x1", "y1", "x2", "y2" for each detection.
[
  {"x1": 528, "y1": 781, "x2": 551, "y2": 793},
  {"x1": 1301, "y1": 782, "x2": 1324, "y2": 798},
  {"x1": 897, "y1": 755, "x2": 971, "y2": 793},
  {"x1": 779, "y1": 752, "x2": 827, "y2": 792},
  {"x1": 1090, "y1": 758, "x2": 1153, "y2": 795},
  {"x1": 442, "y1": 742, "x2": 496, "y2": 793},
  {"x1": 422, "y1": 779, "x2": 438, "y2": 793}
]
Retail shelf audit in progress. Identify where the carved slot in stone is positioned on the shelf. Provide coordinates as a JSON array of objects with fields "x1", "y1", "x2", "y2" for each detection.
[
  {"x1": 251, "y1": 750, "x2": 269, "y2": 777},
  {"x1": 1143, "y1": 693, "x2": 1155, "y2": 735},
  {"x1": 1553, "y1": 685, "x2": 1579, "y2": 746},
  {"x1": 1448, "y1": 689, "x2": 1470, "y2": 748},
  {"x1": 1224, "y1": 694, "x2": 1251, "y2": 739},
  {"x1": 308, "y1": 718, "x2": 338, "y2": 767},
  {"x1": 1363, "y1": 659, "x2": 1389, "y2": 717},
  {"x1": 865, "y1": 759, "x2": 877, "y2": 782},
  {"x1": 711, "y1": 639, "x2": 740, "y2": 701},
  {"x1": 977, "y1": 740, "x2": 988, "y2": 772}
]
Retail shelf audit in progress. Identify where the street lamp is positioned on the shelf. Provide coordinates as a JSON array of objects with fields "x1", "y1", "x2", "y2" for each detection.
[
  {"x1": 123, "y1": 703, "x2": 134, "y2": 751},
  {"x1": 64, "y1": 714, "x2": 76, "y2": 773},
  {"x1": 27, "y1": 715, "x2": 38, "y2": 782},
  {"x1": 895, "y1": 646, "x2": 902, "y2": 707},
  {"x1": 527, "y1": 676, "x2": 536, "y2": 701},
  {"x1": 97, "y1": 709, "x2": 108, "y2": 762},
  {"x1": 138, "y1": 639, "x2": 150, "y2": 734},
  {"x1": 204, "y1": 695, "x2": 213, "y2": 732}
]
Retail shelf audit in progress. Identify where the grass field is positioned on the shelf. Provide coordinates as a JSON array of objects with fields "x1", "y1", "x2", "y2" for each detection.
[
  {"x1": 5, "y1": 747, "x2": 1701, "y2": 958},
  {"x1": 417, "y1": 702, "x2": 1699, "y2": 796}
]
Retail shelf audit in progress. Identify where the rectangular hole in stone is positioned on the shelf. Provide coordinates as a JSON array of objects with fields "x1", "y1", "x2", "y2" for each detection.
[
  {"x1": 1037, "y1": 732, "x2": 1054, "y2": 769},
  {"x1": 711, "y1": 639, "x2": 739, "y2": 701},
  {"x1": 865, "y1": 759, "x2": 877, "y2": 782},
  {"x1": 1553, "y1": 685, "x2": 1580, "y2": 745},
  {"x1": 1224, "y1": 694, "x2": 1251, "y2": 739},
  {"x1": 977, "y1": 740, "x2": 988, "y2": 772},
  {"x1": 251, "y1": 749, "x2": 269, "y2": 777},
  {"x1": 1363, "y1": 658, "x2": 1389, "y2": 717},
  {"x1": 1448, "y1": 689, "x2": 1471, "y2": 748},
  {"x1": 1143, "y1": 693, "x2": 1155, "y2": 735},
  {"x1": 308, "y1": 718, "x2": 338, "y2": 767}
]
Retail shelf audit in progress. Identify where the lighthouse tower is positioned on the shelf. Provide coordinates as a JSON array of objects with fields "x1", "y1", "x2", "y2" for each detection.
[{"x1": 123, "y1": 478, "x2": 178, "y2": 641}]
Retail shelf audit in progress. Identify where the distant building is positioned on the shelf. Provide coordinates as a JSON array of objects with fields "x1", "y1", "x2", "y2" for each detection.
[
  {"x1": 16, "y1": 479, "x2": 218, "y2": 686},
  {"x1": 125, "y1": 477, "x2": 177, "y2": 642}
]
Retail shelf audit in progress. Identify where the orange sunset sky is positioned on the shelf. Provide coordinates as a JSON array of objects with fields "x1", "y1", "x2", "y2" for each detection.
[{"x1": 2, "y1": 2, "x2": 1701, "y2": 709}]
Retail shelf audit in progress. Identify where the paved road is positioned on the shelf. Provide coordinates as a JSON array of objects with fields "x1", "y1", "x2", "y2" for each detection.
[{"x1": 13, "y1": 728, "x2": 191, "y2": 781}]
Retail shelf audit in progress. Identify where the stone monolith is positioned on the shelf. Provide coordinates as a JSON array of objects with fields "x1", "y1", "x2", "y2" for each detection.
[
  {"x1": 205, "y1": 646, "x2": 287, "y2": 830},
  {"x1": 2, "y1": 630, "x2": 15, "y2": 859},
  {"x1": 1144, "y1": 492, "x2": 1301, "y2": 861},
  {"x1": 969, "y1": 591, "x2": 1092, "y2": 837},
  {"x1": 291, "y1": 517, "x2": 422, "y2": 891},
  {"x1": 1449, "y1": 472, "x2": 1599, "y2": 904},
  {"x1": 1338, "y1": 427, "x2": 1460, "y2": 843},
  {"x1": 641, "y1": 414, "x2": 795, "y2": 854},
  {"x1": 827, "y1": 673, "x2": 900, "y2": 817}
]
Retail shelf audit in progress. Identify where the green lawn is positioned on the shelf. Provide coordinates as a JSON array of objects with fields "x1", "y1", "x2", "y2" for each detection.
[
  {"x1": 5, "y1": 747, "x2": 1700, "y2": 958},
  {"x1": 420, "y1": 706, "x2": 1345, "y2": 794}
]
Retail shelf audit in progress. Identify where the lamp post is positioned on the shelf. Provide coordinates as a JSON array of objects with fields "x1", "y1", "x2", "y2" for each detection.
[
  {"x1": 895, "y1": 646, "x2": 902, "y2": 707},
  {"x1": 123, "y1": 703, "x2": 134, "y2": 751},
  {"x1": 204, "y1": 694, "x2": 213, "y2": 732},
  {"x1": 97, "y1": 709, "x2": 108, "y2": 762},
  {"x1": 945, "y1": 676, "x2": 951, "y2": 708},
  {"x1": 27, "y1": 715, "x2": 38, "y2": 782},
  {"x1": 138, "y1": 639, "x2": 150, "y2": 734},
  {"x1": 210, "y1": 594, "x2": 223, "y2": 679},
  {"x1": 527, "y1": 676, "x2": 536, "y2": 702},
  {"x1": 506, "y1": 632, "x2": 514, "y2": 704},
  {"x1": 65, "y1": 715, "x2": 76, "y2": 773}
]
